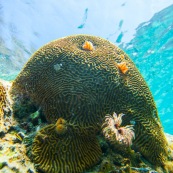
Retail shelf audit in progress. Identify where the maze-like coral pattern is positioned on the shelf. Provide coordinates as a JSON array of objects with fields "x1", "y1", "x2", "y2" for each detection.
[
  {"x1": 0, "y1": 80, "x2": 12, "y2": 132},
  {"x1": 0, "y1": 81, "x2": 6, "y2": 121},
  {"x1": 32, "y1": 123, "x2": 101, "y2": 173},
  {"x1": 11, "y1": 35, "x2": 168, "y2": 166}
]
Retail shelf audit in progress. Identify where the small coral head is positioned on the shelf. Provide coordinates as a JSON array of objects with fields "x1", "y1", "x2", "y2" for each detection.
[
  {"x1": 117, "y1": 62, "x2": 128, "y2": 74},
  {"x1": 55, "y1": 118, "x2": 67, "y2": 135},
  {"x1": 102, "y1": 112, "x2": 135, "y2": 146},
  {"x1": 82, "y1": 41, "x2": 94, "y2": 51}
]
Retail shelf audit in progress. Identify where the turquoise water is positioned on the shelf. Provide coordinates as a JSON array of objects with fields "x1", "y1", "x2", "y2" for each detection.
[
  {"x1": 121, "y1": 5, "x2": 173, "y2": 134},
  {"x1": 0, "y1": 1, "x2": 173, "y2": 134}
]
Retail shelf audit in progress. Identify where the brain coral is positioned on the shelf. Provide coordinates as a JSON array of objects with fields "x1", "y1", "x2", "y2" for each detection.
[
  {"x1": 32, "y1": 118, "x2": 101, "y2": 173},
  {"x1": 10, "y1": 35, "x2": 169, "y2": 168}
]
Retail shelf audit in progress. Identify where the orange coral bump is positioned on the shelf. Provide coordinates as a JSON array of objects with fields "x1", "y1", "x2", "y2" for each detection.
[
  {"x1": 55, "y1": 118, "x2": 67, "y2": 135},
  {"x1": 117, "y1": 62, "x2": 128, "y2": 74},
  {"x1": 82, "y1": 41, "x2": 94, "y2": 51}
]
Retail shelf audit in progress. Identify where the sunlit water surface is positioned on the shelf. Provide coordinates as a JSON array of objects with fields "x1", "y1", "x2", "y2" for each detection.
[{"x1": 0, "y1": 1, "x2": 172, "y2": 134}]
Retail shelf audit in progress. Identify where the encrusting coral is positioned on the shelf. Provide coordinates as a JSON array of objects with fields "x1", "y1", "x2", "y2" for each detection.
[
  {"x1": 10, "y1": 34, "x2": 171, "y2": 172},
  {"x1": 0, "y1": 79, "x2": 13, "y2": 133},
  {"x1": 102, "y1": 112, "x2": 135, "y2": 146}
]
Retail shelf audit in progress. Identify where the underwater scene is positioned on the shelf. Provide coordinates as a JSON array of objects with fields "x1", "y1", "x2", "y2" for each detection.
[{"x1": 0, "y1": 1, "x2": 173, "y2": 173}]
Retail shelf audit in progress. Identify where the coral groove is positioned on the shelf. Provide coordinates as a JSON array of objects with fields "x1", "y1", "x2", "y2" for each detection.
[{"x1": 10, "y1": 34, "x2": 170, "y2": 171}]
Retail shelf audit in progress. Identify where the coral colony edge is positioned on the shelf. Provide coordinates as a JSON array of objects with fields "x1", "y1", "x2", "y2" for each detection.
[{"x1": 0, "y1": 34, "x2": 173, "y2": 173}]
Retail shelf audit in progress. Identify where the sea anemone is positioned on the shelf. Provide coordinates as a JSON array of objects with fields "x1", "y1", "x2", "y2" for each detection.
[{"x1": 102, "y1": 112, "x2": 135, "y2": 146}]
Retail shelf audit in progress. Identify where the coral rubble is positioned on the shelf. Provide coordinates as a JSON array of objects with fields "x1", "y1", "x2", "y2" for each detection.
[
  {"x1": 0, "y1": 80, "x2": 37, "y2": 173},
  {"x1": 0, "y1": 132, "x2": 36, "y2": 173}
]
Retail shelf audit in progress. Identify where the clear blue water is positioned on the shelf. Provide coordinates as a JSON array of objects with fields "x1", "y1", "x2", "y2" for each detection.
[
  {"x1": 121, "y1": 5, "x2": 173, "y2": 134},
  {"x1": 0, "y1": 1, "x2": 172, "y2": 134}
]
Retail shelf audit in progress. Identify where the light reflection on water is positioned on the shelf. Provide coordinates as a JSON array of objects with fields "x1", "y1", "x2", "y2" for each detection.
[{"x1": 0, "y1": 1, "x2": 173, "y2": 134}]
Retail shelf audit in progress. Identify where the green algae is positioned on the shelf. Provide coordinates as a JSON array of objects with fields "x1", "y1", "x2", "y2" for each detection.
[{"x1": 0, "y1": 162, "x2": 6, "y2": 169}]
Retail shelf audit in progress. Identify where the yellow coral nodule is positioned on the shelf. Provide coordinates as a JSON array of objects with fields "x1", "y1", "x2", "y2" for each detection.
[
  {"x1": 117, "y1": 62, "x2": 128, "y2": 74},
  {"x1": 82, "y1": 41, "x2": 94, "y2": 51},
  {"x1": 164, "y1": 161, "x2": 173, "y2": 173},
  {"x1": 55, "y1": 118, "x2": 67, "y2": 135}
]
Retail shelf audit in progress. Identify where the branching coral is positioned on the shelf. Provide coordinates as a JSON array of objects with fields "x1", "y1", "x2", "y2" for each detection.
[{"x1": 102, "y1": 112, "x2": 135, "y2": 146}]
